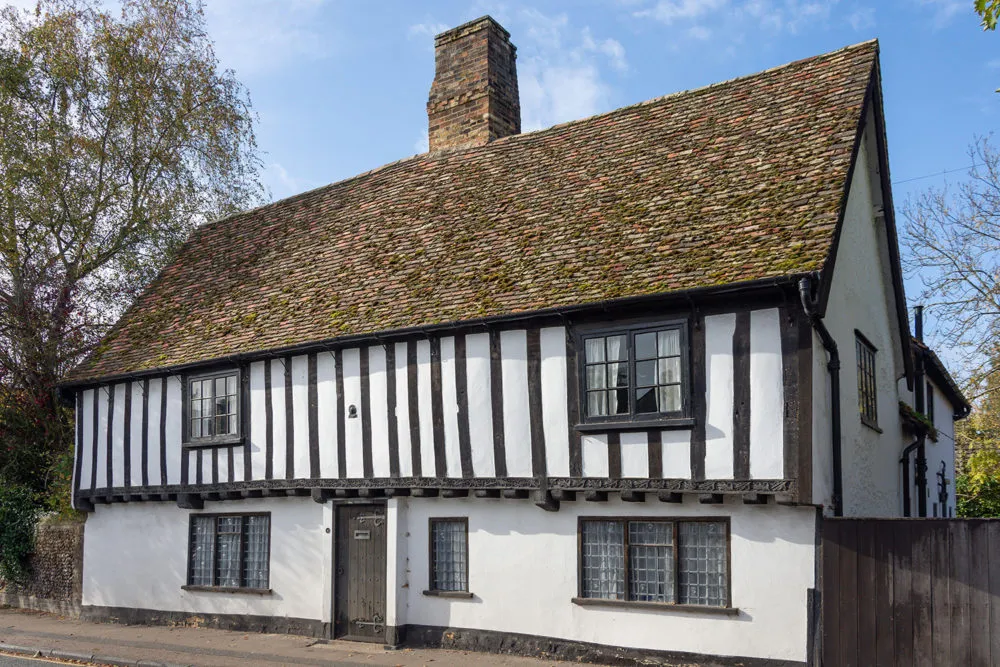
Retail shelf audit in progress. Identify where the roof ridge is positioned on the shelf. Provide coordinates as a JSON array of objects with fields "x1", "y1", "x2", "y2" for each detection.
[{"x1": 203, "y1": 39, "x2": 878, "y2": 230}]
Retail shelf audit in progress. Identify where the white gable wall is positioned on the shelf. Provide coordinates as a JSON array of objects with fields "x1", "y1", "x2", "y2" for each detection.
[{"x1": 814, "y1": 117, "x2": 907, "y2": 517}]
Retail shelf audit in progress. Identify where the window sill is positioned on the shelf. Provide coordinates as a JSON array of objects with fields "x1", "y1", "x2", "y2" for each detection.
[
  {"x1": 571, "y1": 597, "x2": 739, "y2": 616},
  {"x1": 860, "y1": 418, "x2": 883, "y2": 434},
  {"x1": 182, "y1": 436, "x2": 245, "y2": 450},
  {"x1": 575, "y1": 418, "x2": 695, "y2": 433},
  {"x1": 182, "y1": 585, "x2": 272, "y2": 595},
  {"x1": 423, "y1": 590, "x2": 474, "y2": 599}
]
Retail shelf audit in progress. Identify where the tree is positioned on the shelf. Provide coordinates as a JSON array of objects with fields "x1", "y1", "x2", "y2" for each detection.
[
  {"x1": 903, "y1": 136, "x2": 1000, "y2": 376},
  {"x1": 0, "y1": 0, "x2": 264, "y2": 497},
  {"x1": 977, "y1": 0, "x2": 1000, "y2": 30}
]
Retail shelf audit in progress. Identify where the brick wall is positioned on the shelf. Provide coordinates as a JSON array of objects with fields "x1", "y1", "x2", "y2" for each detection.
[{"x1": 0, "y1": 519, "x2": 84, "y2": 617}]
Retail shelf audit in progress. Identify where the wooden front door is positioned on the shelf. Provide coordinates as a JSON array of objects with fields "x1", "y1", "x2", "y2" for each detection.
[{"x1": 334, "y1": 504, "x2": 387, "y2": 642}]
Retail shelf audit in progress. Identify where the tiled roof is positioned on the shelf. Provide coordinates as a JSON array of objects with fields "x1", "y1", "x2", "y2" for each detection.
[{"x1": 68, "y1": 40, "x2": 879, "y2": 382}]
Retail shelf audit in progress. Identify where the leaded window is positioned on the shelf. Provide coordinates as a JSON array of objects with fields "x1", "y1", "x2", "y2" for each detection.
[
  {"x1": 430, "y1": 518, "x2": 468, "y2": 592},
  {"x1": 579, "y1": 519, "x2": 728, "y2": 607},
  {"x1": 188, "y1": 514, "x2": 269, "y2": 590},
  {"x1": 856, "y1": 333, "x2": 878, "y2": 428},
  {"x1": 187, "y1": 370, "x2": 240, "y2": 443},
  {"x1": 581, "y1": 323, "x2": 687, "y2": 421}
]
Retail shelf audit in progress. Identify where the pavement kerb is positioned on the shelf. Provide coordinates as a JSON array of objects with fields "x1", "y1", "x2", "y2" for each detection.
[{"x1": 0, "y1": 641, "x2": 191, "y2": 667}]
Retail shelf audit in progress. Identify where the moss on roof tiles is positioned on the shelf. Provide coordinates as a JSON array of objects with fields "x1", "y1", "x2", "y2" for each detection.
[{"x1": 68, "y1": 40, "x2": 878, "y2": 382}]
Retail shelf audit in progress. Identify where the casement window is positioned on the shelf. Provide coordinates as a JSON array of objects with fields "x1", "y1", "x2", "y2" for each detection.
[
  {"x1": 578, "y1": 518, "x2": 729, "y2": 607},
  {"x1": 187, "y1": 514, "x2": 270, "y2": 591},
  {"x1": 185, "y1": 369, "x2": 241, "y2": 445},
  {"x1": 855, "y1": 332, "x2": 878, "y2": 428},
  {"x1": 427, "y1": 518, "x2": 469, "y2": 594},
  {"x1": 580, "y1": 322, "x2": 688, "y2": 422}
]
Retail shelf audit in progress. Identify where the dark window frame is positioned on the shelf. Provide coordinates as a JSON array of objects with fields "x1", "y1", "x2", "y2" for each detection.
[
  {"x1": 575, "y1": 516, "x2": 732, "y2": 609},
  {"x1": 855, "y1": 331, "x2": 879, "y2": 430},
  {"x1": 182, "y1": 367, "x2": 245, "y2": 448},
  {"x1": 575, "y1": 319, "x2": 691, "y2": 426},
  {"x1": 425, "y1": 517, "x2": 471, "y2": 597},
  {"x1": 184, "y1": 512, "x2": 271, "y2": 593}
]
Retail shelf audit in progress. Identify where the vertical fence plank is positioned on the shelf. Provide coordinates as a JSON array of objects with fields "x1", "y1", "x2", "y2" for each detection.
[
  {"x1": 823, "y1": 519, "x2": 842, "y2": 667},
  {"x1": 893, "y1": 521, "x2": 914, "y2": 667},
  {"x1": 950, "y1": 521, "x2": 972, "y2": 666},
  {"x1": 969, "y1": 521, "x2": 991, "y2": 667},
  {"x1": 989, "y1": 522, "x2": 1000, "y2": 667},
  {"x1": 874, "y1": 521, "x2": 895, "y2": 667},
  {"x1": 838, "y1": 520, "x2": 859, "y2": 667},
  {"x1": 856, "y1": 522, "x2": 877, "y2": 666},
  {"x1": 930, "y1": 521, "x2": 951, "y2": 667},
  {"x1": 911, "y1": 521, "x2": 934, "y2": 667}
]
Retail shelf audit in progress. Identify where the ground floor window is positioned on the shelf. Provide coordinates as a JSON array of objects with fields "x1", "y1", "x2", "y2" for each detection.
[
  {"x1": 429, "y1": 518, "x2": 468, "y2": 592},
  {"x1": 579, "y1": 518, "x2": 729, "y2": 607},
  {"x1": 188, "y1": 513, "x2": 270, "y2": 590}
]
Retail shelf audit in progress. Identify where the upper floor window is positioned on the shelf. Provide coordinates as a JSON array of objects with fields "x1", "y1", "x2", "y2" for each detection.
[
  {"x1": 581, "y1": 322, "x2": 687, "y2": 422},
  {"x1": 186, "y1": 369, "x2": 241, "y2": 445},
  {"x1": 856, "y1": 332, "x2": 878, "y2": 429}
]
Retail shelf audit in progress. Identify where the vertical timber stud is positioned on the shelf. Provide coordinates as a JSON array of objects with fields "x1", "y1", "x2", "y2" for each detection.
[
  {"x1": 123, "y1": 382, "x2": 132, "y2": 489},
  {"x1": 607, "y1": 431, "x2": 622, "y2": 479},
  {"x1": 91, "y1": 388, "x2": 98, "y2": 492},
  {"x1": 74, "y1": 392, "x2": 84, "y2": 505},
  {"x1": 406, "y1": 341, "x2": 422, "y2": 477},
  {"x1": 308, "y1": 353, "x2": 320, "y2": 479},
  {"x1": 566, "y1": 327, "x2": 583, "y2": 477},
  {"x1": 360, "y1": 347, "x2": 373, "y2": 478},
  {"x1": 779, "y1": 305, "x2": 800, "y2": 495},
  {"x1": 284, "y1": 357, "x2": 295, "y2": 479},
  {"x1": 489, "y1": 330, "x2": 507, "y2": 477},
  {"x1": 335, "y1": 349, "x2": 347, "y2": 478},
  {"x1": 455, "y1": 334, "x2": 474, "y2": 478},
  {"x1": 159, "y1": 379, "x2": 168, "y2": 486},
  {"x1": 430, "y1": 337, "x2": 447, "y2": 478},
  {"x1": 690, "y1": 314, "x2": 707, "y2": 480},
  {"x1": 264, "y1": 361, "x2": 274, "y2": 480},
  {"x1": 733, "y1": 311, "x2": 751, "y2": 479},
  {"x1": 106, "y1": 385, "x2": 115, "y2": 489},
  {"x1": 141, "y1": 379, "x2": 149, "y2": 487},
  {"x1": 241, "y1": 363, "x2": 252, "y2": 483},
  {"x1": 385, "y1": 344, "x2": 400, "y2": 478},
  {"x1": 526, "y1": 328, "x2": 547, "y2": 478},
  {"x1": 796, "y1": 307, "x2": 814, "y2": 504},
  {"x1": 647, "y1": 430, "x2": 663, "y2": 479},
  {"x1": 180, "y1": 379, "x2": 189, "y2": 485}
]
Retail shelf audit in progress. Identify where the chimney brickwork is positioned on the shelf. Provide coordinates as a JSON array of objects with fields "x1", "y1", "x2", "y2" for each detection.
[{"x1": 427, "y1": 16, "x2": 521, "y2": 152}]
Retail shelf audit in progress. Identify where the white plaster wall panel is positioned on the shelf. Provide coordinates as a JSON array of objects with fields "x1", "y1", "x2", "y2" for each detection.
[
  {"x1": 393, "y1": 343, "x2": 413, "y2": 477},
  {"x1": 129, "y1": 383, "x2": 144, "y2": 487},
  {"x1": 316, "y1": 352, "x2": 338, "y2": 479},
  {"x1": 581, "y1": 434, "x2": 609, "y2": 478},
  {"x1": 705, "y1": 314, "x2": 736, "y2": 479},
  {"x1": 291, "y1": 355, "x2": 311, "y2": 480},
  {"x1": 417, "y1": 340, "x2": 436, "y2": 477},
  {"x1": 164, "y1": 376, "x2": 183, "y2": 485},
  {"x1": 269, "y1": 359, "x2": 288, "y2": 480},
  {"x1": 82, "y1": 498, "x2": 327, "y2": 621},
  {"x1": 385, "y1": 497, "x2": 405, "y2": 627},
  {"x1": 500, "y1": 330, "x2": 533, "y2": 478},
  {"x1": 440, "y1": 337, "x2": 463, "y2": 478},
  {"x1": 342, "y1": 349, "x2": 363, "y2": 478},
  {"x1": 110, "y1": 384, "x2": 127, "y2": 488},
  {"x1": 248, "y1": 362, "x2": 267, "y2": 481},
  {"x1": 661, "y1": 430, "x2": 691, "y2": 479},
  {"x1": 540, "y1": 326, "x2": 570, "y2": 477},
  {"x1": 320, "y1": 502, "x2": 334, "y2": 623},
  {"x1": 464, "y1": 333, "x2": 495, "y2": 478},
  {"x1": 368, "y1": 345, "x2": 391, "y2": 478},
  {"x1": 927, "y1": 378, "x2": 958, "y2": 518},
  {"x1": 146, "y1": 380, "x2": 163, "y2": 485},
  {"x1": 78, "y1": 389, "x2": 94, "y2": 490},
  {"x1": 620, "y1": 431, "x2": 649, "y2": 478},
  {"x1": 95, "y1": 386, "x2": 109, "y2": 489},
  {"x1": 401, "y1": 498, "x2": 816, "y2": 663},
  {"x1": 749, "y1": 308, "x2": 784, "y2": 479},
  {"x1": 231, "y1": 445, "x2": 244, "y2": 483}
]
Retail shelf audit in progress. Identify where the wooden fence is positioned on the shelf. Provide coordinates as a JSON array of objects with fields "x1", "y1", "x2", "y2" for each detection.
[{"x1": 822, "y1": 518, "x2": 1000, "y2": 667}]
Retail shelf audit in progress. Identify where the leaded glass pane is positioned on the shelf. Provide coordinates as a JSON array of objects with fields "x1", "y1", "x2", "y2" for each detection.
[
  {"x1": 585, "y1": 338, "x2": 605, "y2": 363},
  {"x1": 586, "y1": 365, "x2": 606, "y2": 390},
  {"x1": 581, "y1": 521, "x2": 625, "y2": 600},
  {"x1": 226, "y1": 375, "x2": 237, "y2": 396},
  {"x1": 658, "y1": 385, "x2": 682, "y2": 413},
  {"x1": 431, "y1": 520, "x2": 467, "y2": 591},
  {"x1": 189, "y1": 517, "x2": 214, "y2": 586},
  {"x1": 658, "y1": 329, "x2": 680, "y2": 356},
  {"x1": 635, "y1": 332, "x2": 657, "y2": 360},
  {"x1": 215, "y1": 517, "x2": 241, "y2": 588},
  {"x1": 243, "y1": 516, "x2": 269, "y2": 589},
  {"x1": 606, "y1": 335, "x2": 627, "y2": 361},
  {"x1": 191, "y1": 419, "x2": 202, "y2": 438},
  {"x1": 628, "y1": 521, "x2": 674, "y2": 603},
  {"x1": 659, "y1": 357, "x2": 681, "y2": 384},
  {"x1": 192, "y1": 381, "x2": 202, "y2": 399},
  {"x1": 678, "y1": 521, "x2": 727, "y2": 606},
  {"x1": 636, "y1": 360, "x2": 657, "y2": 387},
  {"x1": 587, "y1": 390, "x2": 608, "y2": 417},
  {"x1": 607, "y1": 361, "x2": 627, "y2": 389}
]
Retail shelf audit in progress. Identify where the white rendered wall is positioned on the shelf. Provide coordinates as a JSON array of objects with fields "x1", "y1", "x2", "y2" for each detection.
[
  {"x1": 394, "y1": 497, "x2": 817, "y2": 663},
  {"x1": 815, "y1": 121, "x2": 906, "y2": 517},
  {"x1": 81, "y1": 498, "x2": 330, "y2": 623}
]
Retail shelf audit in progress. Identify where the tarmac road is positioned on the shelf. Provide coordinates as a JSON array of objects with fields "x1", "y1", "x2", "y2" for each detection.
[{"x1": 0, "y1": 655, "x2": 72, "y2": 667}]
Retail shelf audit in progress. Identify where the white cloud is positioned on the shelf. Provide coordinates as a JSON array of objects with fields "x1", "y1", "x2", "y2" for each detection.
[
  {"x1": 409, "y1": 21, "x2": 449, "y2": 40},
  {"x1": 414, "y1": 130, "x2": 429, "y2": 154},
  {"x1": 918, "y1": 0, "x2": 967, "y2": 29},
  {"x1": 688, "y1": 25, "x2": 712, "y2": 39},
  {"x1": 848, "y1": 6, "x2": 876, "y2": 31},
  {"x1": 633, "y1": 0, "x2": 849, "y2": 36},
  {"x1": 263, "y1": 162, "x2": 315, "y2": 200},
  {"x1": 582, "y1": 28, "x2": 628, "y2": 72},
  {"x1": 203, "y1": 0, "x2": 330, "y2": 77},
  {"x1": 635, "y1": 0, "x2": 726, "y2": 24}
]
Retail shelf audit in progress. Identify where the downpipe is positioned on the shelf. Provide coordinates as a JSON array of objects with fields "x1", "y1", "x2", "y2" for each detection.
[{"x1": 799, "y1": 276, "x2": 843, "y2": 517}]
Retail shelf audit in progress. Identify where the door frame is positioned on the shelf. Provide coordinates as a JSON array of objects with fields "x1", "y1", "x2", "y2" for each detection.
[{"x1": 330, "y1": 499, "x2": 389, "y2": 644}]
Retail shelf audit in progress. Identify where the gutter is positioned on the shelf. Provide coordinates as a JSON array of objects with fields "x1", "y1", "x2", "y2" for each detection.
[{"x1": 799, "y1": 275, "x2": 843, "y2": 517}]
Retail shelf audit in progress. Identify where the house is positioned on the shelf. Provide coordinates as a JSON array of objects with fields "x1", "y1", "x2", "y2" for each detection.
[{"x1": 59, "y1": 17, "x2": 969, "y2": 667}]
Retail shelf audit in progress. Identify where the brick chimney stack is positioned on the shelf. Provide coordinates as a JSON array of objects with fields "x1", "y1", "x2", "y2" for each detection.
[{"x1": 427, "y1": 17, "x2": 521, "y2": 152}]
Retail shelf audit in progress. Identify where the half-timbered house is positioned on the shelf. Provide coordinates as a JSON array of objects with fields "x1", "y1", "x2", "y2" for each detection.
[{"x1": 59, "y1": 17, "x2": 968, "y2": 666}]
